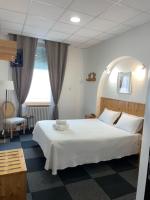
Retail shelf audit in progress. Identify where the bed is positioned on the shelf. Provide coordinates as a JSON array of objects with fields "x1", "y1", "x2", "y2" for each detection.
[{"x1": 32, "y1": 97, "x2": 145, "y2": 175}]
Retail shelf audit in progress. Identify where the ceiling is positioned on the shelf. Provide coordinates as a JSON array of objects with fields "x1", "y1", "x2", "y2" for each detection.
[{"x1": 0, "y1": 0, "x2": 150, "y2": 48}]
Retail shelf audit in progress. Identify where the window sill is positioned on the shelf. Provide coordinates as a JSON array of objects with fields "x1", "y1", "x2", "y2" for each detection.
[{"x1": 25, "y1": 102, "x2": 51, "y2": 107}]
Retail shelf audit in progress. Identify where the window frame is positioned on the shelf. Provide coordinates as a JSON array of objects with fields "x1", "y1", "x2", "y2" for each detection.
[{"x1": 25, "y1": 41, "x2": 51, "y2": 105}]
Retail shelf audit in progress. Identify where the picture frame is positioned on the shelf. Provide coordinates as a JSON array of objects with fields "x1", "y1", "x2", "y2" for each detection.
[{"x1": 117, "y1": 72, "x2": 132, "y2": 94}]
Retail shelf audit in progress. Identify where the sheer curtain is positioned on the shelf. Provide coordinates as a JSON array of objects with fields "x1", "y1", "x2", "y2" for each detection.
[{"x1": 26, "y1": 41, "x2": 51, "y2": 104}]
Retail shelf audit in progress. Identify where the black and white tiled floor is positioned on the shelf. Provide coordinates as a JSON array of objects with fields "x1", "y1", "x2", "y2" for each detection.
[{"x1": 0, "y1": 130, "x2": 139, "y2": 200}]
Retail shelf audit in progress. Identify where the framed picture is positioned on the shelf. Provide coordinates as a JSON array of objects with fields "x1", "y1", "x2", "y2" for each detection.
[{"x1": 117, "y1": 72, "x2": 132, "y2": 94}]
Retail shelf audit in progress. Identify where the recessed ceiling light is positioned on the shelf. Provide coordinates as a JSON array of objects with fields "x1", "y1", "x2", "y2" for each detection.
[{"x1": 70, "y1": 16, "x2": 80, "y2": 23}]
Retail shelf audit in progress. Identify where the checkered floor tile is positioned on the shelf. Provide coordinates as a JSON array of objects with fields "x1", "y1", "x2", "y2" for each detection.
[{"x1": 0, "y1": 130, "x2": 139, "y2": 200}]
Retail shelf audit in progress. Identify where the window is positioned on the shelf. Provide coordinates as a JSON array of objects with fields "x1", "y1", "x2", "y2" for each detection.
[{"x1": 26, "y1": 41, "x2": 51, "y2": 104}]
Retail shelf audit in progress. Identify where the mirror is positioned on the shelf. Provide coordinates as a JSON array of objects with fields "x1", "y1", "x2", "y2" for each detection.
[{"x1": 117, "y1": 72, "x2": 132, "y2": 94}]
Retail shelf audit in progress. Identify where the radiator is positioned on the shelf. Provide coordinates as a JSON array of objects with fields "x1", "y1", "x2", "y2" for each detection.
[{"x1": 26, "y1": 105, "x2": 51, "y2": 127}]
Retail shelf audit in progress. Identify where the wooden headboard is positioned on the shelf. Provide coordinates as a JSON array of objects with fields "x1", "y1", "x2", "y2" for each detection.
[{"x1": 100, "y1": 97, "x2": 145, "y2": 117}]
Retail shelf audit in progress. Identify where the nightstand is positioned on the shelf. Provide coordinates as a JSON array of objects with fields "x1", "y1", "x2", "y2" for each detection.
[{"x1": 85, "y1": 114, "x2": 96, "y2": 119}]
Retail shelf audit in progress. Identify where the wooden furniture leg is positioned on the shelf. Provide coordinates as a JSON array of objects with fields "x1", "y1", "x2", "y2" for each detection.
[
  {"x1": 23, "y1": 122, "x2": 25, "y2": 134},
  {"x1": 10, "y1": 126, "x2": 13, "y2": 139}
]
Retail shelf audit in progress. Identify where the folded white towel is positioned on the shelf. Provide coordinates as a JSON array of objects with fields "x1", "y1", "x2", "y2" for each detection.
[
  {"x1": 56, "y1": 120, "x2": 67, "y2": 126},
  {"x1": 53, "y1": 124, "x2": 69, "y2": 131}
]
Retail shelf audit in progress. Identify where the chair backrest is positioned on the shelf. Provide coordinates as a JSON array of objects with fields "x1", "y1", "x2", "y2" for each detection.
[{"x1": 2, "y1": 101, "x2": 15, "y2": 118}]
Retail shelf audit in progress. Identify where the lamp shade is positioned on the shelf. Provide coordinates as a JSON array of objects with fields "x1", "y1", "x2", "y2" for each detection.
[{"x1": 0, "y1": 80, "x2": 14, "y2": 90}]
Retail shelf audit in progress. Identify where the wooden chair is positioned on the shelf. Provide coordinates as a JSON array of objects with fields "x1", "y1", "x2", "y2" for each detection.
[{"x1": 2, "y1": 101, "x2": 26, "y2": 139}]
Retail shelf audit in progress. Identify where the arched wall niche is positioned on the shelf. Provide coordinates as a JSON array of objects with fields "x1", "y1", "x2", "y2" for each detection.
[{"x1": 96, "y1": 56, "x2": 148, "y2": 116}]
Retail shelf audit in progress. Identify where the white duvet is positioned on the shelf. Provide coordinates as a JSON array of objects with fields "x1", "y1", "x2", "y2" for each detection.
[{"x1": 32, "y1": 119, "x2": 141, "y2": 175}]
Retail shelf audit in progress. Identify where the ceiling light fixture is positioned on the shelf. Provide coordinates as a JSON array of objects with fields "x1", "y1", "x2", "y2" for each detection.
[{"x1": 70, "y1": 16, "x2": 80, "y2": 23}]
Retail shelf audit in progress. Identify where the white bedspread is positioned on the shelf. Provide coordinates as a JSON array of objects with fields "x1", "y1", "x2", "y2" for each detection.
[{"x1": 32, "y1": 119, "x2": 141, "y2": 175}]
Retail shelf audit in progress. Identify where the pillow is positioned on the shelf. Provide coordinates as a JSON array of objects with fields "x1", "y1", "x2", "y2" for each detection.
[
  {"x1": 99, "y1": 108, "x2": 121, "y2": 125},
  {"x1": 115, "y1": 112, "x2": 144, "y2": 134}
]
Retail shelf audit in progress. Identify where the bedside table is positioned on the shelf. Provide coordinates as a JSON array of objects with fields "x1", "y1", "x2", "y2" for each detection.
[{"x1": 85, "y1": 114, "x2": 96, "y2": 119}]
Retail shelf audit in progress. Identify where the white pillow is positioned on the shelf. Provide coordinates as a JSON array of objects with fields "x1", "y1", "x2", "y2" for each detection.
[
  {"x1": 99, "y1": 108, "x2": 121, "y2": 125},
  {"x1": 115, "y1": 112, "x2": 144, "y2": 134}
]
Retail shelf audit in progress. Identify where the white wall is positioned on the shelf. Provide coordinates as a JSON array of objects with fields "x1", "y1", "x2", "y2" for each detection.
[
  {"x1": 82, "y1": 22, "x2": 150, "y2": 200},
  {"x1": 0, "y1": 60, "x2": 16, "y2": 129},
  {"x1": 83, "y1": 22, "x2": 150, "y2": 115},
  {"x1": 0, "y1": 34, "x2": 12, "y2": 129},
  {"x1": 0, "y1": 33, "x2": 9, "y2": 103},
  {"x1": 102, "y1": 57, "x2": 148, "y2": 103},
  {"x1": 0, "y1": 60, "x2": 10, "y2": 102},
  {"x1": 59, "y1": 46, "x2": 84, "y2": 119},
  {"x1": 136, "y1": 74, "x2": 150, "y2": 200},
  {"x1": 0, "y1": 42, "x2": 85, "y2": 121}
]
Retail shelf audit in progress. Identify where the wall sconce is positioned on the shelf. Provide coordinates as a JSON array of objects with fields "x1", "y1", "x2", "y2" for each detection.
[
  {"x1": 105, "y1": 68, "x2": 111, "y2": 75},
  {"x1": 139, "y1": 65, "x2": 145, "y2": 70},
  {"x1": 134, "y1": 65, "x2": 146, "y2": 81}
]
